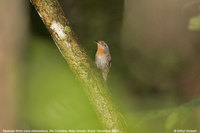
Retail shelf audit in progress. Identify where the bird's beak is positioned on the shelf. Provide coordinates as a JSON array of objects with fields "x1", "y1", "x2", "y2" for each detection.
[
  {"x1": 95, "y1": 41, "x2": 102, "y2": 45},
  {"x1": 95, "y1": 40, "x2": 98, "y2": 44}
]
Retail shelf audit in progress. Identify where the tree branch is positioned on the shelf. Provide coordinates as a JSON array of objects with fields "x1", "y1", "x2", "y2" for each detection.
[{"x1": 31, "y1": 0, "x2": 127, "y2": 132}]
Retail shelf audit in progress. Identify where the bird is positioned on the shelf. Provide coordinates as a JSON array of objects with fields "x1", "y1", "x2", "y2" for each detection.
[{"x1": 95, "y1": 40, "x2": 111, "y2": 81}]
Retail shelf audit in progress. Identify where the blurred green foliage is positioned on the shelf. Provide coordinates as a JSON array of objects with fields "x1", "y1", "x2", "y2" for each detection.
[
  {"x1": 22, "y1": 38, "x2": 101, "y2": 129},
  {"x1": 189, "y1": 6, "x2": 200, "y2": 30},
  {"x1": 189, "y1": 15, "x2": 200, "y2": 30},
  {"x1": 126, "y1": 96, "x2": 200, "y2": 133}
]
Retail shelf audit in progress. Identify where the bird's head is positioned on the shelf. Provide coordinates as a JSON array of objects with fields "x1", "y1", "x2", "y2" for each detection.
[
  {"x1": 95, "y1": 40, "x2": 109, "y2": 50},
  {"x1": 95, "y1": 40, "x2": 110, "y2": 57}
]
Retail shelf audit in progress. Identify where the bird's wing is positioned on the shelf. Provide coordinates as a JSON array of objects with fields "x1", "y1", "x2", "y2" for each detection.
[{"x1": 108, "y1": 56, "x2": 111, "y2": 68}]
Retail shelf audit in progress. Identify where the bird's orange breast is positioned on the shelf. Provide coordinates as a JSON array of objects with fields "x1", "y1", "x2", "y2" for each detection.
[{"x1": 96, "y1": 45, "x2": 105, "y2": 57}]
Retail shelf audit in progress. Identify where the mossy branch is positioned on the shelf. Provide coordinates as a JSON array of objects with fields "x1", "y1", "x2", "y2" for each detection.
[{"x1": 31, "y1": 0, "x2": 127, "y2": 132}]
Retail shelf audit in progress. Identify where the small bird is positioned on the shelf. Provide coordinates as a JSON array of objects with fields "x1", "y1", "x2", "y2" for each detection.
[{"x1": 95, "y1": 40, "x2": 111, "y2": 81}]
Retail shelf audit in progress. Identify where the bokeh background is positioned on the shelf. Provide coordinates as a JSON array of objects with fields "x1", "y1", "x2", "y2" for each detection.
[{"x1": 0, "y1": 0, "x2": 200, "y2": 132}]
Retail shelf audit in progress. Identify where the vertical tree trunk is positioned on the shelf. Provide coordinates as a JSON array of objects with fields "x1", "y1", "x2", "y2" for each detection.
[{"x1": 0, "y1": 0, "x2": 28, "y2": 129}]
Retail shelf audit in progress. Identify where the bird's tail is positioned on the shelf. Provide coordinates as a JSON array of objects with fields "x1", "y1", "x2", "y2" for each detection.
[{"x1": 102, "y1": 71, "x2": 108, "y2": 81}]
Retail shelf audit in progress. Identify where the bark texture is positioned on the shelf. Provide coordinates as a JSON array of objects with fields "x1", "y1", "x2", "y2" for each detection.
[{"x1": 31, "y1": 0, "x2": 127, "y2": 132}]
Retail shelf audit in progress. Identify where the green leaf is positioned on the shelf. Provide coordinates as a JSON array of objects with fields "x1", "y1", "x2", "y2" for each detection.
[
  {"x1": 65, "y1": 26, "x2": 71, "y2": 32},
  {"x1": 189, "y1": 15, "x2": 200, "y2": 30},
  {"x1": 189, "y1": 6, "x2": 200, "y2": 30}
]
